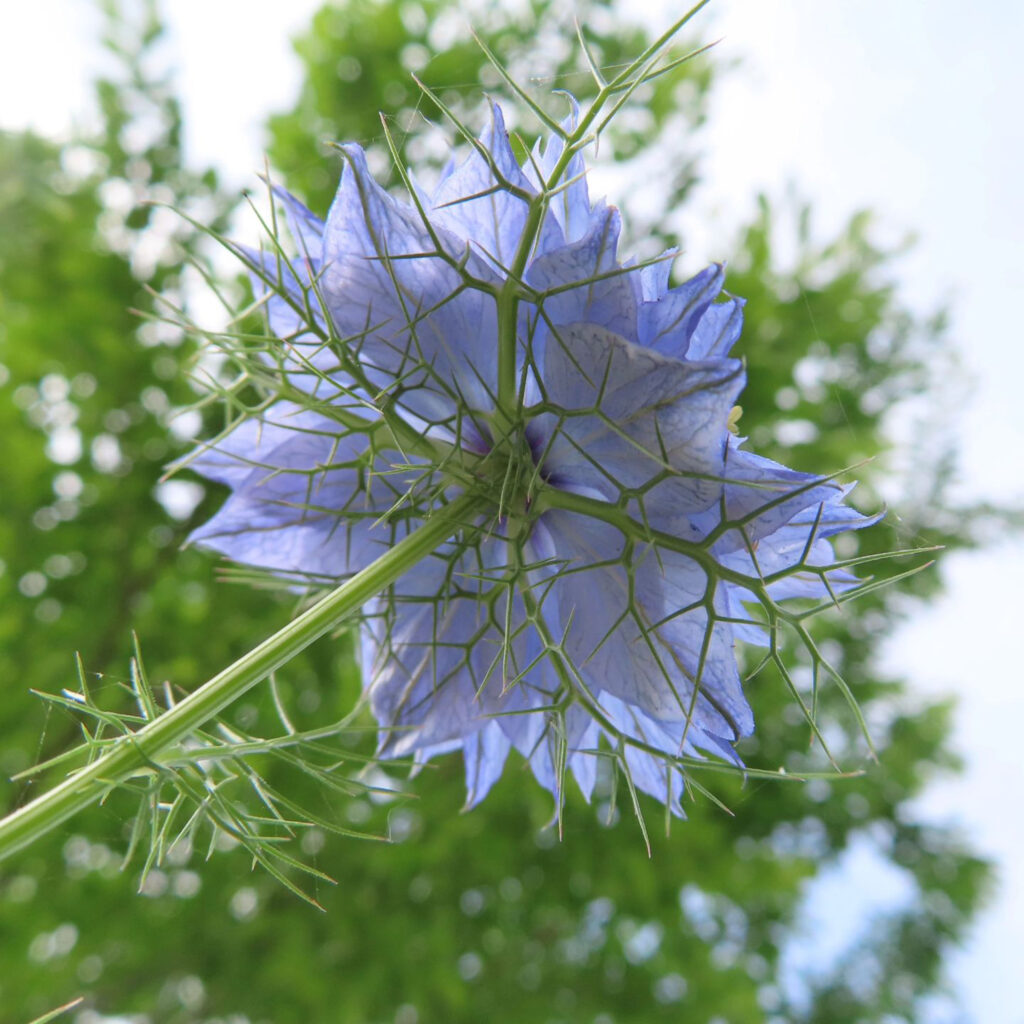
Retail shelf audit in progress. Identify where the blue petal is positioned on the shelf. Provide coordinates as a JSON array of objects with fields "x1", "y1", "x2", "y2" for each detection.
[
  {"x1": 526, "y1": 204, "x2": 639, "y2": 344},
  {"x1": 361, "y1": 530, "x2": 598, "y2": 809},
  {"x1": 185, "y1": 403, "x2": 407, "y2": 578},
  {"x1": 721, "y1": 487, "x2": 882, "y2": 601},
  {"x1": 542, "y1": 510, "x2": 752, "y2": 741},
  {"x1": 429, "y1": 103, "x2": 561, "y2": 269},
  {"x1": 462, "y1": 722, "x2": 513, "y2": 808},
  {"x1": 639, "y1": 249, "x2": 677, "y2": 300},
  {"x1": 511, "y1": 702, "x2": 605, "y2": 810},
  {"x1": 364, "y1": 538, "x2": 556, "y2": 758},
  {"x1": 565, "y1": 706, "x2": 602, "y2": 802},
  {"x1": 638, "y1": 546, "x2": 754, "y2": 739},
  {"x1": 270, "y1": 184, "x2": 324, "y2": 259},
  {"x1": 688, "y1": 294, "x2": 745, "y2": 360},
  {"x1": 525, "y1": 96, "x2": 592, "y2": 245},
  {"x1": 237, "y1": 245, "x2": 356, "y2": 402},
  {"x1": 637, "y1": 263, "x2": 725, "y2": 359},
  {"x1": 708, "y1": 442, "x2": 863, "y2": 553},
  {"x1": 322, "y1": 145, "x2": 500, "y2": 424},
  {"x1": 599, "y1": 695, "x2": 687, "y2": 816},
  {"x1": 540, "y1": 323, "x2": 744, "y2": 514},
  {"x1": 237, "y1": 186, "x2": 326, "y2": 358},
  {"x1": 365, "y1": 554, "x2": 498, "y2": 757},
  {"x1": 600, "y1": 693, "x2": 745, "y2": 816}
]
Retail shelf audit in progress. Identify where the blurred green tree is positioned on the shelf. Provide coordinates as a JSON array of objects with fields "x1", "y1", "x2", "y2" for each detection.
[{"x1": 0, "y1": 2, "x2": 992, "y2": 1023}]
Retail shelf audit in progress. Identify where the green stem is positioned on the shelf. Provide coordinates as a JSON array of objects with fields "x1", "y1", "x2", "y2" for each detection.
[
  {"x1": 494, "y1": 87, "x2": 613, "y2": 418},
  {"x1": 0, "y1": 491, "x2": 486, "y2": 864},
  {"x1": 533, "y1": 486, "x2": 758, "y2": 591}
]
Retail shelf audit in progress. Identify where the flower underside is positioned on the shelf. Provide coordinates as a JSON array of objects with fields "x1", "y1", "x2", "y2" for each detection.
[{"x1": 184, "y1": 98, "x2": 878, "y2": 817}]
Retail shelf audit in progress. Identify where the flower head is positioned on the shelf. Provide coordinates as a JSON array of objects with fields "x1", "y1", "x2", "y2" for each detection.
[{"x1": 186, "y1": 98, "x2": 877, "y2": 816}]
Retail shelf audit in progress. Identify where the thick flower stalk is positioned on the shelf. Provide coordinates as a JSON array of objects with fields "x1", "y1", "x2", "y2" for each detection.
[{"x1": 184, "y1": 96, "x2": 877, "y2": 818}]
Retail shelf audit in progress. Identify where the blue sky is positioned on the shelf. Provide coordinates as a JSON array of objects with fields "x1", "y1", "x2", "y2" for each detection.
[{"x1": 3, "y1": 2, "x2": 1022, "y2": 1020}]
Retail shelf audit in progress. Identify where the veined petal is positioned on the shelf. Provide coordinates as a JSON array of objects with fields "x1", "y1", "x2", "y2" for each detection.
[
  {"x1": 710, "y1": 442, "x2": 861, "y2": 552},
  {"x1": 540, "y1": 323, "x2": 744, "y2": 514},
  {"x1": 365, "y1": 538, "x2": 554, "y2": 755},
  {"x1": 430, "y1": 103, "x2": 561, "y2": 270},
  {"x1": 720, "y1": 488, "x2": 882, "y2": 602},
  {"x1": 639, "y1": 547, "x2": 754, "y2": 739},
  {"x1": 565, "y1": 705, "x2": 602, "y2": 802},
  {"x1": 601, "y1": 692, "x2": 748, "y2": 817},
  {"x1": 638, "y1": 263, "x2": 726, "y2": 359},
  {"x1": 462, "y1": 722, "x2": 513, "y2": 809},
  {"x1": 639, "y1": 249, "x2": 677, "y2": 301},
  {"x1": 365, "y1": 551, "x2": 498, "y2": 757},
  {"x1": 239, "y1": 245, "x2": 358, "y2": 402},
  {"x1": 600, "y1": 695, "x2": 687, "y2": 816},
  {"x1": 271, "y1": 183, "x2": 324, "y2": 259},
  {"x1": 525, "y1": 95, "x2": 592, "y2": 245},
  {"x1": 185, "y1": 403, "x2": 410, "y2": 578},
  {"x1": 322, "y1": 145, "x2": 500, "y2": 423},
  {"x1": 526, "y1": 203, "x2": 639, "y2": 344},
  {"x1": 541, "y1": 509, "x2": 751, "y2": 742},
  {"x1": 688, "y1": 294, "x2": 745, "y2": 360}
]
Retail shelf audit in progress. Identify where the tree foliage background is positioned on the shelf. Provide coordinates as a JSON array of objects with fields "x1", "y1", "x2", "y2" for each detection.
[{"x1": 0, "y1": 2, "x2": 994, "y2": 1022}]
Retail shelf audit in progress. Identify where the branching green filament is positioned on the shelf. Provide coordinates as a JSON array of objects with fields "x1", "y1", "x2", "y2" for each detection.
[{"x1": 0, "y1": 492, "x2": 486, "y2": 864}]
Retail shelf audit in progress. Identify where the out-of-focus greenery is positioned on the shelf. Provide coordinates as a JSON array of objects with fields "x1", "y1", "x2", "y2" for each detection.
[
  {"x1": 267, "y1": 0, "x2": 713, "y2": 214},
  {"x1": 0, "y1": 2, "x2": 993, "y2": 1022}
]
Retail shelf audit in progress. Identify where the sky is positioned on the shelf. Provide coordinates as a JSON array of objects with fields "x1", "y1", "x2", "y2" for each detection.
[
  {"x1": 694, "y1": 7, "x2": 1024, "y2": 1020},
  {"x1": 2, "y1": 1, "x2": 1022, "y2": 1021}
]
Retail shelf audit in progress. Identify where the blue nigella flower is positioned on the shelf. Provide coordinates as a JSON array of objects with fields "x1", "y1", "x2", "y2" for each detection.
[{"x1": 185, "y1": 102, "x2": 877, "y2": 816}]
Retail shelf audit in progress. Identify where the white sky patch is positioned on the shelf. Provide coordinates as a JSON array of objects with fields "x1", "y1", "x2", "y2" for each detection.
[{"x1": 154, "y1": 479, "x2": 205, "y2": 521}]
